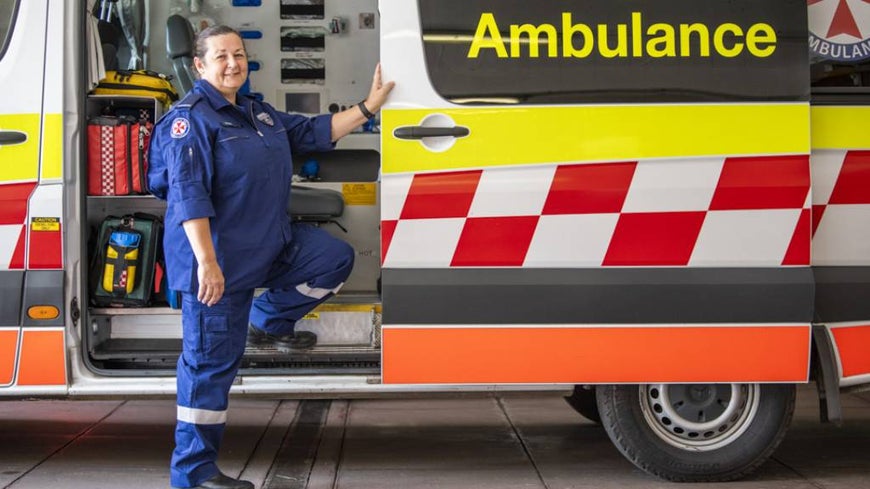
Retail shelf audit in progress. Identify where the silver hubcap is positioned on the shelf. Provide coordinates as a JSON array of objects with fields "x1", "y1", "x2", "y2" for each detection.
[{"x1": 640, "y1": 383, "x2": 760, "y2": 451}]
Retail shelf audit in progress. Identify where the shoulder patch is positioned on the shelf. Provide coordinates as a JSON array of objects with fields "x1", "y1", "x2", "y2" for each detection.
[
  {"x1": 155, "y1": 93, "x2": 204, "y2": 125},
  {"x1": 176, "y1": 92, "x2": 204, "y2": 109},
  {"x1": 170, "y1": 117, "x2": 191, "y2": 139}
]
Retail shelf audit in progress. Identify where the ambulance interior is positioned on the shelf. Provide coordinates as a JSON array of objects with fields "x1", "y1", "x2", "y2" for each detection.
[{"x1": 82, "y1": 0, "x2": 383, "y2": 375}]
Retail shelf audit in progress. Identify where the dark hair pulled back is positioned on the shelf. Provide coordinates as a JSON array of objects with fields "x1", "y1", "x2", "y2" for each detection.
[{"x1": 193, "y1": 25, "x2": 246, "y2": 69}]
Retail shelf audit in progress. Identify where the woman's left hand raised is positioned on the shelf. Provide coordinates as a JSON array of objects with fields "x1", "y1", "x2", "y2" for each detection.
[{"x1": 364, "y1": 63, "x2": 395, "y2": 113}]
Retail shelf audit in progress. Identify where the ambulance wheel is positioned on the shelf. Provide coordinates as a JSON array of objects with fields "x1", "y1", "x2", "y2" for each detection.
[
  {"x1": 596, "y1": 383, "x2": 795, "y2": 482},
  {"x1": 564, "y1": 385, "x2": 601, "y2": 424}
]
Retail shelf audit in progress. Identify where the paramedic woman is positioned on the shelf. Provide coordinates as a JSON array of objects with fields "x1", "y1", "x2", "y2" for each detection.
[{"x1": 147, "y1": 25, "x2": 394, "y2": 489}]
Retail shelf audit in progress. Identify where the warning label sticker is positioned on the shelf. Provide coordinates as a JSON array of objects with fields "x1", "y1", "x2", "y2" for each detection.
[
  {"x1": 342, "y1": 183, "x2": 377, "y2": 206},
  {"x1": 31, "y1": 217, "x2": 60, "y2": 231}
]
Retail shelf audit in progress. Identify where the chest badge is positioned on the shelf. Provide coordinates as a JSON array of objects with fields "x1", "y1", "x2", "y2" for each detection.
[
  {"x1": 256, "y1": 112, "x2": 274, "y2": 127},
  {"x1": 170, "y1": 117, "x2": 190, "y2": 138}
]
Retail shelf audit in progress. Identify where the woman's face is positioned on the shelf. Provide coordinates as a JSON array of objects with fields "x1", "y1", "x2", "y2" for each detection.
[{"x1": 194, "y1": 33, "x2": 248, "y2": 101}]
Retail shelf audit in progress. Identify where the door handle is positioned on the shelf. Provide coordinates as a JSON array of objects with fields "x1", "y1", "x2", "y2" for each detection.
[
  {"x1": 393, "y1": 126, "x2": 470, "y2": 140},
  {"x1": 0, "y1": 131, "x2": 27, "y2": 146}
]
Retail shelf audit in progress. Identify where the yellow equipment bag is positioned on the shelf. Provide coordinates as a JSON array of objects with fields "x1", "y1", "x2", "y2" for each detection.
[{"x1": 92, "y1": 70, "x2": 179, "y2": 109}]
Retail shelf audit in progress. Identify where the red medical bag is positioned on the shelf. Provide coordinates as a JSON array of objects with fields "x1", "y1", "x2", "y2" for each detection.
[{"x1": 87, "y1": 115, "x2": 152, "y2": 196}]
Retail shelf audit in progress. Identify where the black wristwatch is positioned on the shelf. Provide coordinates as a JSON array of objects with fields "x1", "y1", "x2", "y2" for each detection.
[{"x1": 358, "y1": 101, "x2": 375, "y2": 120}]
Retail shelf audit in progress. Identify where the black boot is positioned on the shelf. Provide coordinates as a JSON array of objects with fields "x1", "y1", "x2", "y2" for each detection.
[
  {"x1": 179, "y1": 472, "x2": 254, "y2": 489},
  {"x1": 246, "y1": 324, "x2": 317, "y2": 350}
]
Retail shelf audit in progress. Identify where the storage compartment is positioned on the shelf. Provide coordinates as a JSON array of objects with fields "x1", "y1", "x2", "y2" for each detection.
[{"x1": 81, "y1": 98, "x2": 382, "y2": 375}]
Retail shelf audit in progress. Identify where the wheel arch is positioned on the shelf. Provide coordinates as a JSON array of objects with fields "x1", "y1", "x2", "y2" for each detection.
[{"x1": 810, "y1": 324, "x2": 843, "y2": 424}]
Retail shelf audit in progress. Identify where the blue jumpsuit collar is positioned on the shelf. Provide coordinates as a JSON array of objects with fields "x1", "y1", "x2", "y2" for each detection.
[{"x1": 193, "y1": 79, "x2": 245, "y2": 111}]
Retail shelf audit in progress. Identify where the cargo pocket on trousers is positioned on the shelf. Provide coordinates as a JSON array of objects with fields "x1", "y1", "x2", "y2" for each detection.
[{"x1": 201, "y1": 314, "x2": 232, "y2": 360}]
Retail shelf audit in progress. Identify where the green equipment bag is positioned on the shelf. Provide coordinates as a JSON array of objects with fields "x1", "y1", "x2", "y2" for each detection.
[
  {"x1": 90, "y1": 213, "x2": 163, "y2": 307},
  {"x1": 92, "y1": 70, "x2": 179, "y2": 109}
]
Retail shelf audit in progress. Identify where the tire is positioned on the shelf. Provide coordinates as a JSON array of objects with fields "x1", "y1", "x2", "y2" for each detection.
[
  {"x1": 564, "y1": 385, "x2": 601, "y2": 424},
  {"x1": 596, "y1": 383, "x2": 795, "y2": 482}
]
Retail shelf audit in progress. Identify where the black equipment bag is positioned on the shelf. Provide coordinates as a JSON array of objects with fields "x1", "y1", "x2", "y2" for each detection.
[{"x1": 90, "y1": 213, "x2": 163, "y2": 307}]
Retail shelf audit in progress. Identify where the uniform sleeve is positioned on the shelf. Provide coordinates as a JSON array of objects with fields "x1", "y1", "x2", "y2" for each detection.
[
  {"x1": 147, "y1": 119, "x2": 169, "y2": 200},
  {"x1": 155, "y1": 111, "x2": 216, "y2": 222},
  {"x1": 276, "y1": 111, "x2": 336, "y2": 154}
]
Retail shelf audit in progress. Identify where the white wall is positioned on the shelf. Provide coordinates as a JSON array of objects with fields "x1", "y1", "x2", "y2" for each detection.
[{"x1": 148, "y1": 0, "x2": 380, "y2": 112}]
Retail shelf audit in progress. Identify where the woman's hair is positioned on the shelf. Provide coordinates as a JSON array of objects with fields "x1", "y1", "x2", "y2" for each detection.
[{"x1": 192, "y1": 25, "x2": 246, "y2": 77}]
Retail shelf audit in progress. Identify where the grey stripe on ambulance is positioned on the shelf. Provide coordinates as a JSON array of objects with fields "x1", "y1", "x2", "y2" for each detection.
[
  {"x1": 177, "y1": 406, "x2": 227, "y2": 425},
  {"x1": 382, "y1": 267, "x2": 816, "y2": 325}
]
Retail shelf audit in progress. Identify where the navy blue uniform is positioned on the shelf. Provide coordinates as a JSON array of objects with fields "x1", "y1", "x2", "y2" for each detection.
[{"x1": 148, "y1": 80, "x2": 353, "y2": 488}]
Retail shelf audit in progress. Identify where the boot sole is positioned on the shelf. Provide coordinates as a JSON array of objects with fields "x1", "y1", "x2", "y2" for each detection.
[{"x1": 246, "y1": 330, "x2": 317, "y2": 351}]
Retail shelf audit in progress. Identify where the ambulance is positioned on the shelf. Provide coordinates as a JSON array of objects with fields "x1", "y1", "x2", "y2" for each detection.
[{"x1": 1, "y1": 0, "x2": 869, "y2": 482}]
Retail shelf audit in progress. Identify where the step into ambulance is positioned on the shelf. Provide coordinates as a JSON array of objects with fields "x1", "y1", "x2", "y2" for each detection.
[{"x1": 1, "y1": 0, "x2": 869, "y2": 482}]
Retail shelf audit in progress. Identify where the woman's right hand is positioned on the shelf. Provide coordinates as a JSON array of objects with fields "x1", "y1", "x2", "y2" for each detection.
[
  {"x1": 197, "y1": 259, "x2": 225, "y2": 306},
  {"x1": 182, "y1": 217, "x2": 223, "y2": 306}
]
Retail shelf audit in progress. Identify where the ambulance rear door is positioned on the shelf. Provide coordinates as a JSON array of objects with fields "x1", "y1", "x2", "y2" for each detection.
[
  {"x1": 378, "y1": 0, "x2": 812, "y2": 385},
  {"x1": 0, "y1": 0, "x2": 67, "y2": 395},
  {"x1": 808, "y1": 0, "x2": 870, "y2": 390}
]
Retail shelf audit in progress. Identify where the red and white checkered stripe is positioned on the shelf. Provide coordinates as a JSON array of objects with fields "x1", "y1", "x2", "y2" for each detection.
[
  {"x1": 0, "y1": 181, "x2": 37, "y2": 270},
  {"x1": 381, "y1": 155, "x2": 811, "y2": 268},
  {"x1": 100, "y1": 125, "x2": 114, "y2": 196},
  {"x1": 0, "y1": 224, "x2": 25, "y2": 270},
  {"x1": 0, "y1": 182, "x2": 63, "y2": 270},
  {"x1": 811, "y1": 150, "x2": 870, "y2": 266}
]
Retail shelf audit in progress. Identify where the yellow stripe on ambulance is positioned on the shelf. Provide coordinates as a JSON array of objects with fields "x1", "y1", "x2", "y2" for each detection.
[{"x1": 383, "y1": 103, "x2": 809, "y2": 174}]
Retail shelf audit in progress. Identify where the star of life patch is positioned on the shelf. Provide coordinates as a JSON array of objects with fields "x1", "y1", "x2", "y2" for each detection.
[{"x1": 171, "y1": 117, "x2": 190, "y2": 138}]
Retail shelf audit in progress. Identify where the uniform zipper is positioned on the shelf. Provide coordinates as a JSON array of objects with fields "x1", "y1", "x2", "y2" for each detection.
[{"x1": 248, "y1": 103, "x2": 267, "y2": 146}]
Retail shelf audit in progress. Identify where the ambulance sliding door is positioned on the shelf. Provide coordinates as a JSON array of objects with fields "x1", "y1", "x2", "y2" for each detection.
[
  {"x1": 807, "y1": 0, "x2": 870, "y2": 389},
  {"x1": 379, "y1": 0, "x2": 812, "y2": 385},
  {"x1": 0, "y1": 0, "x2": 66, "y2": 394}
]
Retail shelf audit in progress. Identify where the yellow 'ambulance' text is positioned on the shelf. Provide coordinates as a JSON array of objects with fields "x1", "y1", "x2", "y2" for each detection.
[{"x1": 468, "y1": 12, "x2": 777, "y2": 59}]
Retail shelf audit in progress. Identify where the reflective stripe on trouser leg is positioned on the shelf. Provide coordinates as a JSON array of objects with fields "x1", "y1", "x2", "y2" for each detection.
[
  {"x1": 250, "y1": 223, "x2": 354, "y2": 336},
  {"x1": 171, "y1": 290, "x2": 253, "y2": 488}
]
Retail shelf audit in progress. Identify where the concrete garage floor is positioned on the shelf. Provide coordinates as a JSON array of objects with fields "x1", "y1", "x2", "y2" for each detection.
[{"x1": 0, "y1": 385, "x2": 868, "y2": 489}]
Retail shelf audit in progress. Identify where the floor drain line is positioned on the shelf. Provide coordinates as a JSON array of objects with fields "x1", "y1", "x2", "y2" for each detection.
[{"x1": 263, "y1": 400, "x2": 331, "y2": 489}]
